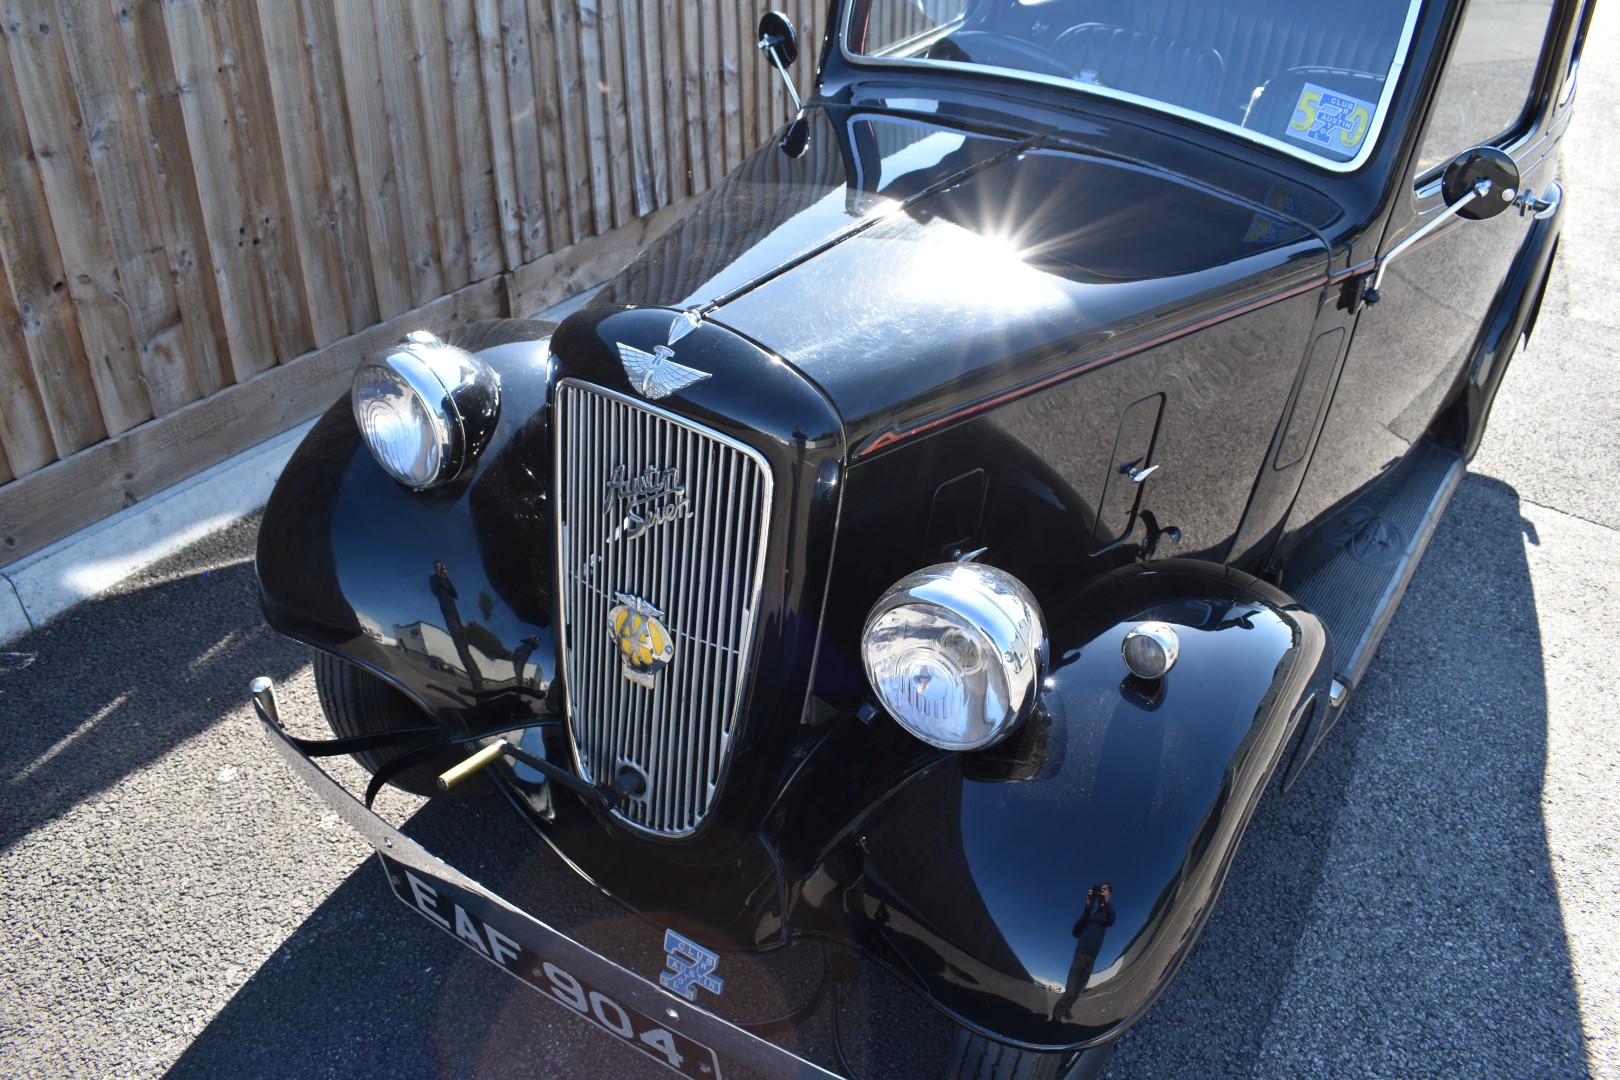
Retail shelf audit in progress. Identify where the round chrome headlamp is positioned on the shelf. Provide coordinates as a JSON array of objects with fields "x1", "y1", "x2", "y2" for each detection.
[
  {"x1": 351, "y1": 330, "x2": 500, "y2": 489},
  {"x1": 862, "y1": 562, "x2": 1047, "y2": 751}
]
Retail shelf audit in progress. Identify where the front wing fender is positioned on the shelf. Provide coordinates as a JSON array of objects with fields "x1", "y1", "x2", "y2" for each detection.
[{"x1": 835, "y1": 560, "x2": 1332, "y2": 1048}]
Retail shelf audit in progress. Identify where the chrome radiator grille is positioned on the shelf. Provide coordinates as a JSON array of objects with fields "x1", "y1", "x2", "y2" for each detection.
[{"x1": 555, "y1": 380, "x2": 772, "y2": 836}]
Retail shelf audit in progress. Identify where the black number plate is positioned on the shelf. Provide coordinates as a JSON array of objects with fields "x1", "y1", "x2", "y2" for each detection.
[{"x1": 381, "y1": 854, "x2": 722, "y2": 1079}]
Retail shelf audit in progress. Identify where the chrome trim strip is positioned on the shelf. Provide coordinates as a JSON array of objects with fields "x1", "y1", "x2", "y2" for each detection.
[
  {"x1": 1559, "y1": 57, "x2": 1579, "y2": 108},
  {"x1": 1415, "y1": 98, "x2": 1575, "y2": 205},
  {"x1": 836, "y1": 0, "x2": 1426, "y2": 174},
  {"x1": 554, "y1": 380, "x2": 774, "y2": 837},
  {"x1": 250, "y1": 682, "x2": 841, "y2": 1080}
]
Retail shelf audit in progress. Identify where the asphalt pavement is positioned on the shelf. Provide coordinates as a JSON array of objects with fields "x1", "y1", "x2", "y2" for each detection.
[{"x1": 3, "y1": 11, "x2": 1618, "y2": 1080}]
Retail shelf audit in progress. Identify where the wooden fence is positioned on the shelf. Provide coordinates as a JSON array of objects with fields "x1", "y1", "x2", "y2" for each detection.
[{"x1": 0, "y1": 0, "x2": 823, "y2": 568}]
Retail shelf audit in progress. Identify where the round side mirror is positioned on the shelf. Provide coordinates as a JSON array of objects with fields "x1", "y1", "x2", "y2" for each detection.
[
  {"x1": 779, "y1": 114, "x2": 811, "y2": 159},
  {"x1": 1441, "y1": 146, "x2": 1521, "y2": 221},
  {"x1": 758, "y1": 10, "x2": 799, "y2": 69}
]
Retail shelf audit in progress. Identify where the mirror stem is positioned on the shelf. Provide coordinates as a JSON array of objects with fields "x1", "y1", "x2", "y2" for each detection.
[
  {"x1": 1367, "y1": 178, "x2": 1495, "y2": 300},
  {"x1": 759, "y1": 35, "x2": 803, "y2": 113}
]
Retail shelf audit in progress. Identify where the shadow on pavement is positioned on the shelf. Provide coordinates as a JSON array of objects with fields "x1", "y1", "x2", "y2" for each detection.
[
  {"x1": 165, "y1": 795, "x2": 538, "y2": 1080},
  {"x1": 166, "y1": 792, "x2": 798, "y2": 1080},
  {"x1": 0, "y1": 522, "x2": 307, "y2": 854},
  {"x1": 168, "y1": 774, "x2": 958, "y2": 1080},
  {"x1": 1107, "y1": 474, "x2": 1589, "y2": 1076}
]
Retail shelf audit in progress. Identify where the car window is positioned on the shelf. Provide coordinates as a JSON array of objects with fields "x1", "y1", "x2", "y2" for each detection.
[
  {"x1": 842, "y1": 0, "x2": 1425, "y2": 171},
  {"x1": 1414, "y1": 0, "x2": 1559, "y2": 177}
]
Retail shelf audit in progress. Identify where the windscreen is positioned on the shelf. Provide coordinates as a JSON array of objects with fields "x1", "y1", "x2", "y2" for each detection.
[{"x1": 842, "y1": 0, "x2": 1426, "y2": 169}]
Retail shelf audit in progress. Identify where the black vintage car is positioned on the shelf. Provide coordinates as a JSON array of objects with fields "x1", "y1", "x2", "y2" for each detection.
[{"x1": 251, "y1": 0, "x2": 1590, "y2": 1075}]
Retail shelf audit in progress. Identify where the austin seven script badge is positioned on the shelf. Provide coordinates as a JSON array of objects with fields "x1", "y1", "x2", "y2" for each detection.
[
  {"x1": 616, "y1": 311, "x2": 711, "y2": 400},
  {"x1": 607, "y1": 593, "x2": 675, "y2": 689}
]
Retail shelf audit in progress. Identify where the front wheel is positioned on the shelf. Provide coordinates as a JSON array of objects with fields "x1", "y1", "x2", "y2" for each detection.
[
  {"x1": 947, "y1": 1030, "x2": 1113, "y2": 1080},
  {"x1": 313, "y1": 652, "x2": 482, "y2": 798}
]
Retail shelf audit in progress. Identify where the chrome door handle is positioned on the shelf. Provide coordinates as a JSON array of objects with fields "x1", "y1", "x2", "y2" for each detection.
[{"x1": 1515, "y1": 181, "x2": 1562, "y2": 220}]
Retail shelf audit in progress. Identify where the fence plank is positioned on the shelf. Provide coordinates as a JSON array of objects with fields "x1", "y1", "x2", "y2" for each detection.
[
  {"x1": 473, "y1": 0, "x2": 525, "y2": 275},
  {"x1": 0, "y1": 247, "x2": 55, "y2": 477},
  {"x1": 292, "y1": 0, "x2": 381, "y2": 333},
  {"x1": 163, "y1": 0, "x2": 282, "y2": 381},
  {"x1": 218, "y1": 1, "x2": 314, "y2": 365},
  {"x1": 719, "y1": 0, "x2": 743, "y2": 173},
  {"x1": 498, "y1": 0, "x2": 548, "y2": 261},
  {"x1": 527, "y1": 0, "x2": 571, "y2": 248},
  {"x1": 699, "y1": 0, "x2": 724, "y2": 189},
  {"x1": 415, "y1": 0, "x2": 475, "y2": 285},
  {"x1": 4, "y1": 1, "x2": 151, "y2": 436},
  {"x1": 636, "y1": 0, "x2": 671, "y2": 210},
  {"x1": 52, "y1": 0, "x2": 204, "y2": 419},
  {"x1": 738, "y1": 0, "x2": 758, "y2": 159},
  {"x1": 803, "y1": 0, "x2": 821, "y2": 103},
  {"x1": 791, "y1": 0, "x2": 811, "y2": 116},
  {"x1": 785, "y1": 0, "x2": 805, "y2": 120},
  {"x1": 615, "y1": 0, "x2": 654, "y2": 218},
  {"x1": 676, "y1": 0, "x2": 706, "y2": 196},
  {"x1": 331, "y1": 0, "x2": 412, "y2": 320},
  {"x1": 444, "y1": 0, "x2": 505, "y2": 281},
  {"x1": 773, "y1": 1, "x2": 792, "y2": 137},
  {"x1": 0, "y1": 19, "x2": 108, "y2": 458},
  {"x1": 115, "y1": 0, "x2": 233, "y2": 401},
  {"x1": 548, "y1": 0, "x2": 594, "y2": 243},
  {"x1": 775, "y1": 0, "x2": 795, "y2": 122},
  {"x1": 576, "y1": 0, "x2": 614, "y2": 236},
  {"x1": 597, "y1": 0, "x2": 636, "y2": 226},
  {"x1": 373, "y1": 1, "x2": 446, "y2": 307},
  {"x1": 257, "y1": 0, "x2": 354, "y2": 347}
]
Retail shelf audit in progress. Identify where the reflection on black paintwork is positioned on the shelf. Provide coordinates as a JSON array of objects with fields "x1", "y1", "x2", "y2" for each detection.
[
  {"x1": 1054, "y1": 882, "x2": 1115, "y2": 1019},
  {"x1": 511, "y1": 634, "x2": 543, "y2": 691},
  {"x1": 429, "y1": 560, "x2": 484, "y2": 690},
  {"x1": 961, "y1": 706, "x2": 1059, "y2": 783}
]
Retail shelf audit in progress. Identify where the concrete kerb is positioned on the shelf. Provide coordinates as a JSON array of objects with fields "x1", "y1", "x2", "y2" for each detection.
[
  {"x1": 0, "y1": 286, "x2": 604, "y2": 648},
  {"x1": 0, "y1": 420, "x2": 316, "y2": 646}
]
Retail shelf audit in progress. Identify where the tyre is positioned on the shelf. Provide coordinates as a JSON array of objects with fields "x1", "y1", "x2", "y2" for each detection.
[
  {"x1": 947, "y1": 1029, "x2": 1112, "y2": 1080},
  {"x1": 313, "y1": 652, "x2": 481, "y2": 798}
]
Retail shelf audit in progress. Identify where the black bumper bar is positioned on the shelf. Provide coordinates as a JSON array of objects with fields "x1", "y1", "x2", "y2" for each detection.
[{"x1": 251, "y1": 677, "x2": 841, "y2": 1080}]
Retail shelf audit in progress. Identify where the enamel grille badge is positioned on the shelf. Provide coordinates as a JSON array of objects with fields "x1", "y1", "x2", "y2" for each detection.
[
  {"x1": 616, "y1": 312, "x2": 711, "y2": 400},
  {"x1": 608, "y1": 593, "x2": 674, "y2": 688},
  {"x1": 659, "y1": 929, "x2": 724, "y2": 1001}
]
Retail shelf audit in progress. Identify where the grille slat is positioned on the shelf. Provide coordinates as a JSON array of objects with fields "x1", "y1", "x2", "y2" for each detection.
[{"x1": 556, "y1": 381, "x2": 771, "y2": 837}]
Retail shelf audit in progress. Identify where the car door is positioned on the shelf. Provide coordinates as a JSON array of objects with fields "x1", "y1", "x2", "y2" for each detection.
[
  {"x1": 1279, "y1": 0, "x2": 1585, "y2": 562},
  {"x1": 1258, "y1": 0, "x2": 1588, "y2": 693}
]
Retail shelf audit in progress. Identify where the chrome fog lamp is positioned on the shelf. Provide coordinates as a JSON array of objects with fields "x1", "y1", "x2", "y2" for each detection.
[
  {"x1": 351, "y1": 330, "x2": 500, "y2": 489},
  {"x1": 862, "y1": 563, "x2": 1047, "y2": 751},
  {"x1": 1122, "y1": 621, "x2": 1180, "y2": 680}
]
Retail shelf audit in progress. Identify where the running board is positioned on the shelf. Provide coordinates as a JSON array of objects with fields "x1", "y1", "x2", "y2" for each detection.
[{"x1": 1282, "y1": 441, "x2": 1465, "y2": 785}]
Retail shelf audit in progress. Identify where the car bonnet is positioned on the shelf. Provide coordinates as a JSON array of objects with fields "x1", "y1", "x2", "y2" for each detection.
[{"x1": 595, "y1": 107, "x2": 1335, "y2": 454}]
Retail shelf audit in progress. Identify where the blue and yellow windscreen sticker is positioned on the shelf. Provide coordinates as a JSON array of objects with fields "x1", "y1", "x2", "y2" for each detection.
[{"x1": 1287, "y1": 82, "x2": 1376, "y2": 154}]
